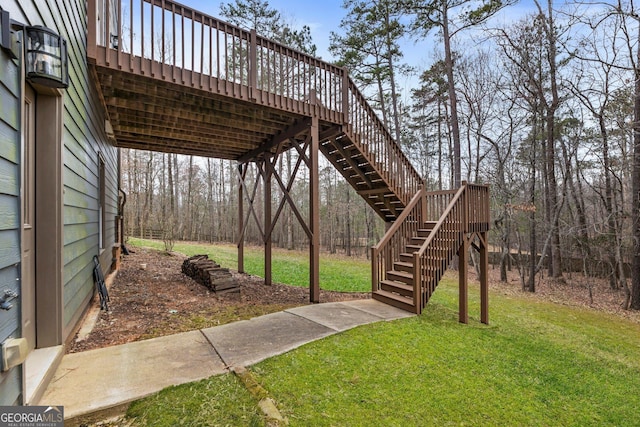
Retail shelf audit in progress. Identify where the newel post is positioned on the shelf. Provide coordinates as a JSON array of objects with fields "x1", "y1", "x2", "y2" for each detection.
[
  {"x1": 371, "y1": 247, "x2": 378, "y2": 293},
  {"x1": 459, "y1": 181, "x2": 469, "y2": 324},
  {"x1": 413, "y1": 252, "x2": 422, "y2": 314},
  {"x1": 461, "y1": 180, "x2": 469, "y2": 233},
  {"x1": 420, "y1": 186, "x2": 427, "y2": 224}
]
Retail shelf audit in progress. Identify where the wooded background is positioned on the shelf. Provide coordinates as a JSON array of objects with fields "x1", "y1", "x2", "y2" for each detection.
[{"x1": 120, "y1": 0, "x2": 640, "y2": 309}]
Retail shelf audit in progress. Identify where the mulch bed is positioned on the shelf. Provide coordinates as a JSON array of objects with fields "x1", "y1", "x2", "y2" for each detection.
[{"x1": 68, "y1": 247, "x2": 369, "y2": 353}]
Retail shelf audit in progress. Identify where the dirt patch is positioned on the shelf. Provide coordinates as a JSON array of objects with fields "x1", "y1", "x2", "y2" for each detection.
[{"x1": 68, "y1": 247, "x2": 369, "y2": 353}]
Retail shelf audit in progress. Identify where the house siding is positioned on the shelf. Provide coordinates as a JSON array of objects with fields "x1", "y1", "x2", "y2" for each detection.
[
  {"x1": 2, "y1": 0, "x2": 119, "y2": 342},
  {"x1": 0, "y1": 22, "x2": 23, "y2": 405}
]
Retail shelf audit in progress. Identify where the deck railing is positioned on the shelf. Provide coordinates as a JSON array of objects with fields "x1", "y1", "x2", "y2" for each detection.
[
  {"x1": 88, "y1": 0, "x2": 423, "y2": 206},
  {"x1": 465, "y1": 183, "x2": 491, "y2": 233},
  {"x1": 344, "y1": 79, "x2": 423, "y2": 204},
  {"x1": 414, "y1": 182, "x2": 489, "y2": 312}
]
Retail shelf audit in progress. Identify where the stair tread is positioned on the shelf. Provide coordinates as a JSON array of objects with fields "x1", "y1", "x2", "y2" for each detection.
[
  {"x1": 373, "y1": 289, "x2": 415, "y2": 305},
  {"x1": 388, "y1": 270, "x2": 413, "y2": 279},
  {"x1": 380, "y1": 280, "x2": 413, "y2": 292},
  {"x1": 394, "y1": 261, "x2": 413, "y2": 268}
]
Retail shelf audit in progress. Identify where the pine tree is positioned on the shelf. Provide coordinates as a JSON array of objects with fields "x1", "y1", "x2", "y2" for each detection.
[
  {"x1": 329, "y1": 0, "x2": 406, "y2": 142},
  {"x1": 220, "y1": 0, "x2": 316, "y2": 55}
]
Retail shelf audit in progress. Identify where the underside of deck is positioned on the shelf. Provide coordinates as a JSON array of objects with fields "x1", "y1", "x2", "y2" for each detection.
[{"x1": 91, "y1": 52, "x2": 341, "y2": 160}]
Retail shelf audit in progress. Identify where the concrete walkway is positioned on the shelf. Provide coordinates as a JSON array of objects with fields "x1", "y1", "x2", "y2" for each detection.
[{"x1": 39, "y1": 300, "x2": 413, "y2": 423}]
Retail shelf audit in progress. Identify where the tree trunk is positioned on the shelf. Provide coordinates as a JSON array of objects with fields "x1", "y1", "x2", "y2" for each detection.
[
  {"x1": 543, "y1": 0, "x2": 563, "y2": 280},
  {"x1": 437, "y1": 100, "x2": 444, "y2": 190},
  {"x1": 597, "y1": 112, "x2": 622, "y2": 288},
  {"x1": 384, "y1": 2, "x2": 402, "y2": 145},
  {"x1": 442, "y1": 4, "x2": 462, "y2": 188},
  {"x1": 630, "y1": 22, "x2": 640, "y2": 310},
  {"x1": 561, "y1": 134, "x2": 589, "y2": 269},
  {"x1": 527, "y1": 115, "x2": 540, "y2": 293}
]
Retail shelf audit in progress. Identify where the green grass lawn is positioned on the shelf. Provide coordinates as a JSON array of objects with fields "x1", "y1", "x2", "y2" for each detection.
[
  {"x1": 128, "y1": 237, "x2": 371, "y2": 292},
  {"x1": 254, "y1": 287, "x2": 640, "y2": 426},
  {"x1": 125, "y1": 240, "x2": 640, "y2": 426}
]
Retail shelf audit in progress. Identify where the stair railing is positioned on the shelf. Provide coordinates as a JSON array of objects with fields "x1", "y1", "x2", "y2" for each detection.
[
  {"x1": 343, "y1": 78, "x2": 423, "y2": 205},
  {"x1": 371, "y1": 188, "x2": 426, "y2": 293},
  {"x1": 413, "y1": 184, "x2": 467, "y2": 313}
]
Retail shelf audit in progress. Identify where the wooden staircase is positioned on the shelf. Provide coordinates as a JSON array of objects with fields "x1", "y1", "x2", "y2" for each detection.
[
  {"x1": 375, "y1": 221, "x2": 436, "y2": 309},
  {"x1": 318, "y1": 78, "x2": 425, "y2": 223},
  {"x1": 320, "y1": 133, "x2": 405, "y2": 221},
  {"x1": 374, "y1": 220, "x2": 461, "y2": 312},
  {"x1": 371, "y1": 184, "x2": 490, "y2": 314}
]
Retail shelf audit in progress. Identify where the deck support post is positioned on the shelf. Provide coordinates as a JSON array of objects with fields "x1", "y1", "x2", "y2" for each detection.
[
  {"x1": 236, "y1": 162, "x2": 266, "y2": 280},
  {"x1": 238, "y1": 163, "x2": 245, "y2": 274},
  {"x1": 479, "y1": 231, "x2": 489, "y2": 324},
  {"x1": 458, "y1": 235, "x2": 469, "y2": 324},
  {"x1": 238, "y1": 117, "x2": 319, "y2": 301},
  {"x1": 264, "y1": 159, "x2": 273, "y2": 286},
  {"x1": 310, "y1": 113, "x2": 320, "y2": 303}
]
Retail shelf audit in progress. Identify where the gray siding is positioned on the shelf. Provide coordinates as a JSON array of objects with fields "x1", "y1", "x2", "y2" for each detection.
[
  {"x1": 4, "y1": 0, "x2": 119, "y2": 339},
  {"x1": 0, "y1": 26, "x2": 23, "y2": 405}
]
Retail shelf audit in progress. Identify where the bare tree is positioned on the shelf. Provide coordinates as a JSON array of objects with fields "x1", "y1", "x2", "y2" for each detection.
[{"x1": 405, "y1": 0, "x2": 515, "y2": 187}]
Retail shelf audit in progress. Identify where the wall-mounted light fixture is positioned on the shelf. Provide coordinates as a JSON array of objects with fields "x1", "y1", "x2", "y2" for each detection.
[
  {"x1": 25, "y1": 25, "x2": 68, "y2": 89},
  {"x1": 1, "y1": 338, "x2": 28, "y2": 372},
  {"x1": 0, "y1": 10, "x2": 17, "y2": 59}
]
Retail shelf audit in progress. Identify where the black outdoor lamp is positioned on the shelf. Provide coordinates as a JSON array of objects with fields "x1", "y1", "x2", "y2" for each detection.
[
  {"x1": 25, "y1": 25, "x2": 68, "y2": 89},
  {"x1": 0, "y1": 10, "x2": 11, "y2": 56}
]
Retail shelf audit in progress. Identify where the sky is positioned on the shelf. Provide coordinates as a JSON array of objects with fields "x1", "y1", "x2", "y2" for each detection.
[
  {"x1": 187, "y1": 0, "x2": 542, "y2": 55},
  {"x1": 186, "y1": 0, "x2": 543, "y2": 94},
  {"x1": 189, "y1": 0, "x2": 347, "y2": 61}
]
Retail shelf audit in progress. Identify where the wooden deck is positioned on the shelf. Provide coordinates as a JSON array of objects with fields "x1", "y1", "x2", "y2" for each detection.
[
  {"x1": 89, "y1": 0, "x2": 352, "y2": 159},
  {"x1": 88, "y1": 0, "x2": 423, "y2": 217},
  {"x1": 88, "y1": 0, "x2": 490, "y2": 320},
  {"x1": 90, "y1": 45, "x2": 343, "y2": 159}
]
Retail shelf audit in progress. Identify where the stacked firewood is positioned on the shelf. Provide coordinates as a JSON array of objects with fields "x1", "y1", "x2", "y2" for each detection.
[{"x1": 181, "y1": 254, "x2": 239, "y2": 293}]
